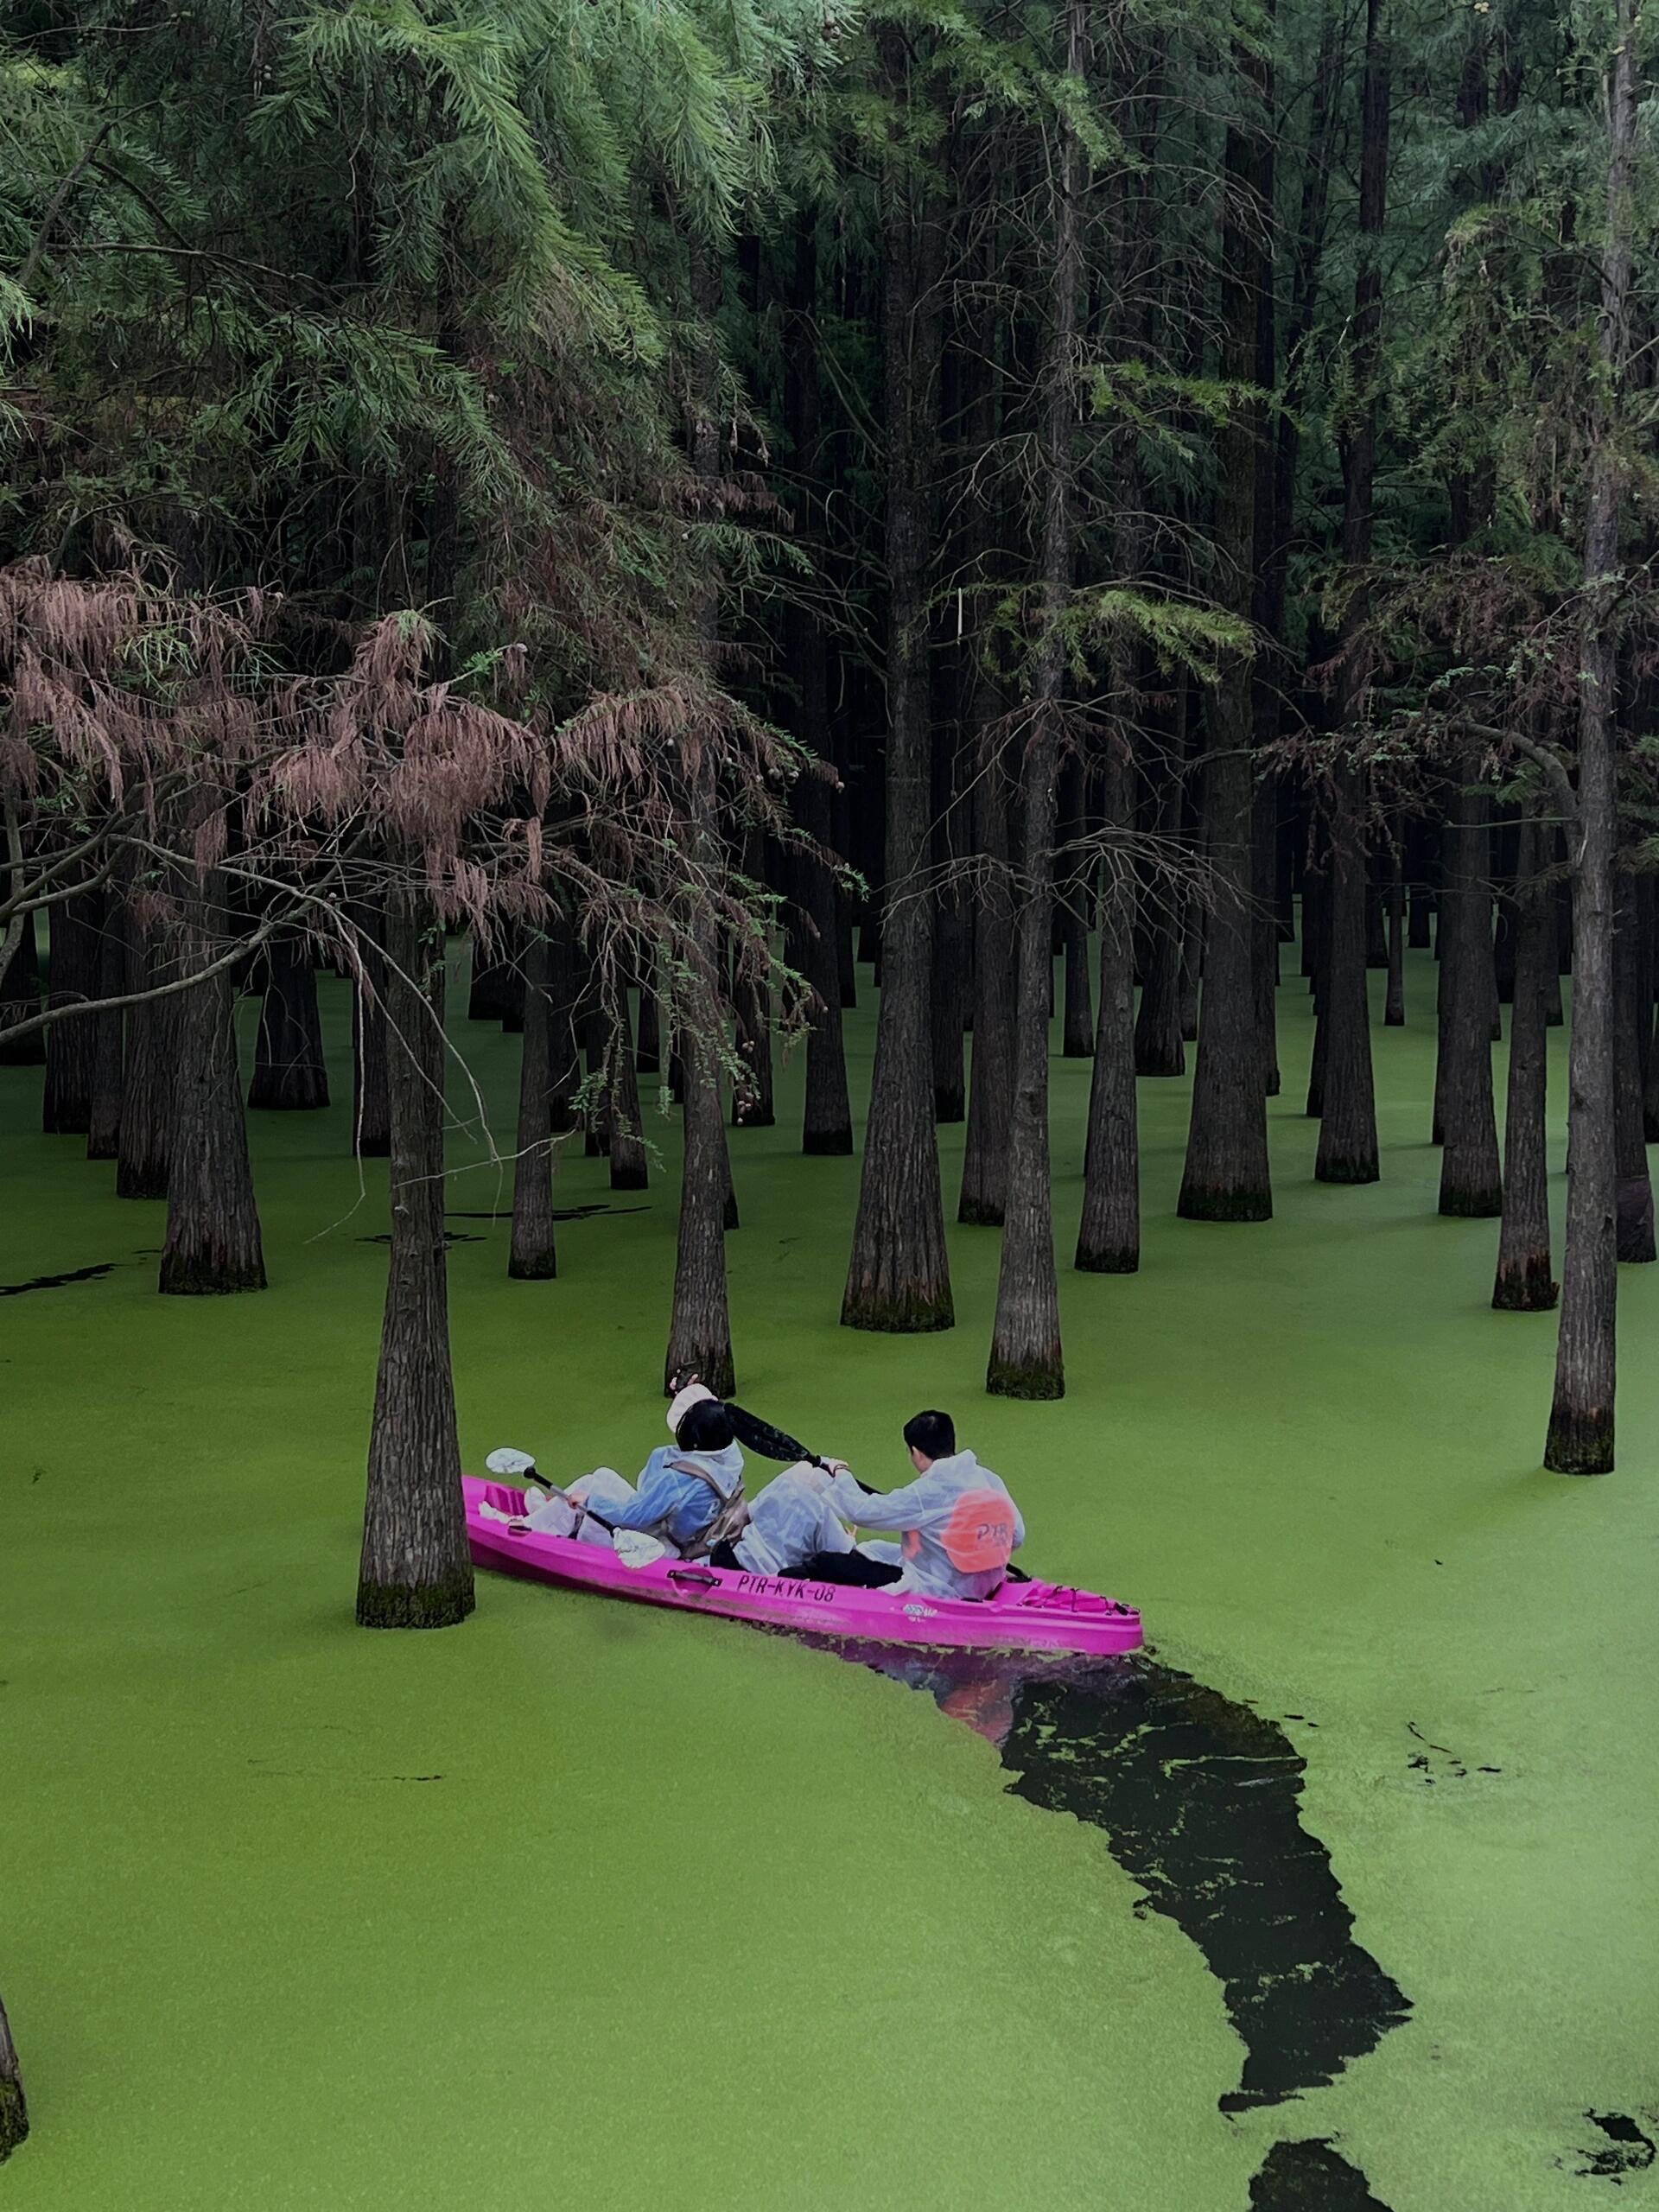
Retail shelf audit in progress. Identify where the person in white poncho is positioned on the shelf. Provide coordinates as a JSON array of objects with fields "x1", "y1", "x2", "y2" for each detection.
[{"x1": 810, "y1": 1409, "x2": 1026, "y2": 1600}]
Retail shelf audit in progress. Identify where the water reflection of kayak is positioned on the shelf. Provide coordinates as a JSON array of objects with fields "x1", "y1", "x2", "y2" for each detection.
[{"x1": 465, "y1": 1478, "x2": 1143, "y2": 1657}]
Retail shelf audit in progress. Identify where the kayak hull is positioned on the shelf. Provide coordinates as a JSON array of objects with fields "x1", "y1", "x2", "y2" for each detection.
[{"x1": 465, "y1": 1478, "x2": 1142, "y2": 1657}]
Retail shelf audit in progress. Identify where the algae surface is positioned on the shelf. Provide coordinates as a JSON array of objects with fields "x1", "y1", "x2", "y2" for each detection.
[{"x1": 3, "y1": 951, "x2": 1656, "y2": 2209}]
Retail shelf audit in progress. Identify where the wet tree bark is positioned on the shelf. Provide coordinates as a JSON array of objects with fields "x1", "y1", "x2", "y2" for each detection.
[
  {"x1": 1438, "y1": 767, "x2": 1503, "y2": 1216},
  {"x1": 0, "y1": 1991, "x2": 25, "y2": 2162},
  {"x1": 606, "y1": 973, "x2": 649, "y2": 1190},
  {"x1": 1315, "y1": 0, "x2": 1387, "y2": 1179},
  {"x1": 1493, "y1": 815, "x2": 1556, "y2": 1310},
  {"x1": 988, "y1": 0, "x2": 1086, "y2": 1399},
  {"x1": 509, "y1": 923, "x2": 558, "y2": 1280},
  {"x1": 1384, "y1": 846, "x2": 1406, "y2": 1026},
  {"x1": 248, "y1": 938, "x2": 329, "y2": 1110},
  {"x1": 1546, "y1": 0, "x2": 1635, "y2": 1474},
  {"x1": 1612, "y1": 874, "x2": 1654, "y2": 1261},
  {"x1": 1077, "y1": 754, "x2": 1140, "y2": 1273},
  {"x1": 1178, "y1": 84, "x2": 1272, "y2": 1223},
  {"x1": 1059, "y1": 762, "x2": 1096, "y2": 1058},
  {"x1": 159, "y1": 844, "x2": 266, "y2": 1294},
  {"x1": 786, "y1": 224, "x2": 854, "y2": 1157},
  {"x1": 86, "y1": 899, "x2": 126, "y2": 1160},
  {"x1": 42, "y1": 892, "x2": 101, "y2": 1132},
  {"x1": 0, "y1": 914, "x2": 44, "y2": 1065},
  {"x1": 1315, "y1": 797, "x2": 1380, "y2": 1184},
  {"x1": 357, "y1": 895, "x2": 474, "y2": 1628},
  {"x1": 842, "y1": 77, "x2": 953, "y2": 1332},
  {"x1": 116, "y1": 921, "x2": 173, "y2": 1199}
]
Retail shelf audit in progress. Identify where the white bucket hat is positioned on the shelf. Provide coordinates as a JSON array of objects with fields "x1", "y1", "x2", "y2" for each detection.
[
  {"x1": 486, "y1": 1446, "x2": 538, "y2": 1478},
  {"x1": 666, "y1": 1381, "x2": 716, "y2": 1435}
]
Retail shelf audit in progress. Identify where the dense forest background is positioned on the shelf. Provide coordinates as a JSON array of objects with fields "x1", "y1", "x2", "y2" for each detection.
[{"x1": 2, "y1": 0, "x2": 1656, "y2": 1684}]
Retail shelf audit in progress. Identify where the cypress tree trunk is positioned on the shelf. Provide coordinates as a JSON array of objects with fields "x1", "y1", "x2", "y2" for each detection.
[
  {"x1": 931, "y1": 894, "x2": 971, "y2": 1121},
  {"x1": 732, "y1": 969, "x2": 775, "y2": 1128},
  {"x1": 1316, "y1": 0, "x2": 1388, "y2": 1178},
  {"x1": 664, "y1": 923, "x2": 737, "y2": 1393},
  {"x1": 960, "y1": 741, "x2": 1016, "y2": 1224},
  {"x1": 1384, "y1": 846, "x2": 1407, "y2": 1026},
  {"x1": 357, "y1": 895, "x2": 474, "y2": 1629},
  {"x1": 1178, "y1": 57, "x2": 1271, "y2": 1221},
  {"x1": 352, "y1": 952, "x2": 391, "y2": 1159},
  {"x1": 86, "y1": 899, "x2": 126, "y2": 1160},
  {"x1": 636, "y1": 977, "x2": 661, "y2": 1077},
  {"x1": 1077, "y1": 757, "x2": 1140, "y2": 1273},
  {"x1": 1178, "y1": 910, "x2": 1203, "y2": 1041},
  {"x1": 1439, "y1": 769, "x2": 1503, "y2": 1216},
  {"x1": 607, "y1": 976, "x2": 650, "y2": 1190},
  {"x1": 116, "y1": 923, "x2": 173, "y2": 1200},
  {"x1": 1059, "y1": 763, "x2": 1095, "y2": 1058},
  {"x1": 1493, "y1": 816, "x2": 1556, "y2": 1311},
  {"x1": 509, "y1": 925, "x2": 558, "y2": 1281},
  {"x1": 1546, "y1": 0, "x2": 1635, "y2": 1475},
  {"x1": 159, "y1": 842, "x2": 266, "y2": 1294},
  {"x1": 0, "y1": 914, "x2": 44, "y2": 1065},
  {"x1": 1253, "y1": 785, "x2": 1281, "y2": 1095},
  {"x1": 1315, "y1": 797, "x2": 1380, "y2": 1183},
  {"x1": 467, "y1": 941, "x2": 512, "y2": 1021},
  {"x1": 794, "y1": 777, "x2": 855, "y2": 1155},
  {"x1": 0, "y1": 1991, "x2": 25, "y2": 2162},
  {"x1": 498, "y1": 922, "x2": 525, "y2": 1033},
  {"x1": 1408, "y1": 884, "x2": 1433, "y2": 949},
  {"x1": 988, "y1": 0, "x2": 1086, "y2": 1400},
  {"x1": 248, "y1": 938, "x2": 329, "y2": 1110},
  {"x1": 842, "y1": 85, "x2": 953, "y2": 1332},
  {"x1": 42, "y1": 892, "x2": 101, "y2": 1133},
  {"x1": 1133, "y1": 703, "x2": 1187, "y2": 1076},
  {"x1": 1612, "y1": 874, "x2": 1654, "y2": 1261}
]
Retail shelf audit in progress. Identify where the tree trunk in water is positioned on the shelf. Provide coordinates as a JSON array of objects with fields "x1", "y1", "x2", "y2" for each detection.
[
  {"x1": 1493, "y1": 816, "x2": 1556, "y2": 1311},
  {"x1": 665, "y1": 951, "x2": 736, "y2": 1395},
  {"x1": 732, "y1": 969, "x2": 775, "y2": 1128},
  {"x1": 86, "y1": 901, "x2": 126, "y2": 1160},
  {"x1": 1315, "y1": 800, "x2": 1380, "y2": 1184},
  {"x1": 0, "y1": 916, "x2": 44, "y2": 1065},
  {"x1": 0, "y1": 1992, "x2": 25, "y2": 2162},
  {"x1": 1384, "y1": 847, "x2": 1407, "y2": 1026},
  {"x1": 636, "y1": 977, "x2": 661, "y2": 1076},
  {"x1": 794, "y1": 777, "x2": 854, "y2": 1155},
  {"x1": 988, "y1": 0, "x2": 1085, "y2": 1399},
  {"x1": 160, "y1": 855, "x2": 266, "y2": 1295},
  {"x1": 1133, "y1": 705, "x2": 1186, "y2": 1076},
  {"x1": 607, "y1": 978, "x2": 650, "y2": 1191},
  {"x1": 352, "y1": 917, "x2": 391, "y2": 1158},
  {"x1": 357, "y1": 896, "x2": 474, "y2": 1628},
  {"x1": 116, "y1": 922, "x2": 173, "y2": 1199},
  {"x1": 931, "y1": 895, "x2": 971, "y2": 1121},
  {"x1": 42, "y1": 893, "x2": 101, "y2": 1132},
  {"x1": 1178, "y1": 911, "x2": 1202, "y2": 1041},
  {"x1": 1253, "y1": 785, "x2": 1281, "y2": 1095},
  {"x1": 1408, "y1": 885, "x2": 1432, "y2": 950},
  {"x1": 842, "y1": 99, "x2": 952, "y2": 1332},
  {"x1": 1438, "y1": 771, "x2": 1503, "y2": 1216},
  {"x1": 960, "y1": 742, "x2": 1016, "y2": 1224},
  {"x1": 1546, "y1": 0, "x2": 1634, "y2": 1474},
  {"x1": 509, "y1": 925, "x2": 558, "y2": 1280},
  {"x1": 248, "y1": 939, "x2": 329, "y2": 1110},
  {"x1": 1059, "y1": 763, "x2": 1095, "y2": 1058},
  {"x1": 1077, "y1": 756, "x2": 1140, "y2": 1273},
  {"x1": 1612, "y1": 874, "x2": 1654, "y2": 1261}
]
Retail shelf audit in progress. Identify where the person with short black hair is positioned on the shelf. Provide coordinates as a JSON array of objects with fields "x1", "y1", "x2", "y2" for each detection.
[{"x1": 781, "y1": 1410, "x2": 1026, "y2": 1599}]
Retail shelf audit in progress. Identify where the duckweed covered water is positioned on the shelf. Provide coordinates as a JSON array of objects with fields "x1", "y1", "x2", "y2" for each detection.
[{"x1": 3, "y1": 948, "x2": 1656, "y2": 2209}]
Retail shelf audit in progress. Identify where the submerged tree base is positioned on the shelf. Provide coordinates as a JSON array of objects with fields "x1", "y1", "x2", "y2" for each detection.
[
  {"x1": 0, "y1": 2077, "x2": 25, "y2": 2164},
  {"x1": 1492, "y1": 1256, "x2": 1557, "y2": 1312},
  {"x1": 355, "y1": 1571, "x2": 476, "y2": 1630},
  {"x1": 957, "y1": 1196, "x2": 1005, "y2": 1228},
  {"x1": 158, "y1": 1250, "x2": 268, "y2": 1295},
  {"x1": 1315, "y1": 1154, "x2": 1380, "y2": 1186},
  {"x1": 507, "y1": 1252, "x2": 557, "y2": 1281},
  {"x1": 1616, "y1": 1179, "x2": 1656, "y2": 1263},
  {"x1": 1075, "y1": 1242, "x2": 1139, "y2": 1275},
  {"x1": 1177, "y1": 1183, "x2": 1272, "y2": 1224},
  {"x1": 803, "y1": 1126, "x2": 854, "y2": 1157},
  {"x1": 1439, "y1": 1183, "x2": 1503, "y2": 1219},
  {"x1": 986, "y1": 1352, "x2": 1065, "y2": 1400},
  {"x1": 841, "y1": 1284, "x2": 955, "y2": 1332},
  {"x1": 1544, "y1": 1403, "x2": 1614, "y2": 1477}
]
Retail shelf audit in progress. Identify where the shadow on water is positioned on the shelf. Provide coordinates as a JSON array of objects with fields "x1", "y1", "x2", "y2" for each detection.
[{"x1": 810, "y1": 1639, "x2": 1410, "y2": 2205}]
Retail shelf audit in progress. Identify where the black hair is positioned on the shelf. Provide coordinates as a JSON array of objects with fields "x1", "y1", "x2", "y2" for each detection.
[
  {"x1": 676, "y1": 1397, "x2": 736, "y2": 1453},
  {"x1": 903, "y1": 1409, "x2": 956, "y2": 1461},
  {"x1": 722, "y1": 1402, "x2": 816, "y2": 1465}
]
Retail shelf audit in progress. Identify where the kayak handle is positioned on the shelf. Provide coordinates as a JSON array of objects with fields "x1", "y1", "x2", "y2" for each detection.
[{"x1": 668, "y1": 1567, "x2": 721, "y2": 1590}]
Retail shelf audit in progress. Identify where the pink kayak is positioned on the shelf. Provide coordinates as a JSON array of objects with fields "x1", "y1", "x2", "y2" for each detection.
[{"x1": 465, "y1": 1478, "x2": 1142, "y2": 1656}]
